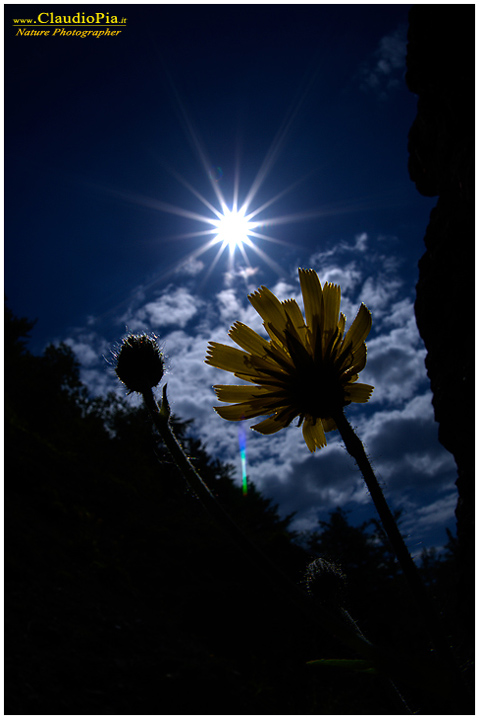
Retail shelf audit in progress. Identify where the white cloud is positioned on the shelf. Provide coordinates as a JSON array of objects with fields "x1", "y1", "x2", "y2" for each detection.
[
  {"x1": 270, "y1": 279, "x2": 296, "y2": 300},
  {"x1": 361, "y1": 392, "x2": 433, "y2": 440},
  {"x1": 310, "y1": 232, "x2": 369, "y2": 267},
  {"x1": 174, "y1": 257, "x2": 205, "y2": 277},
  {"x1": 359, "y1": 24, "x2": 407, "y2": 96},
  {"x1": 358, "y1": 393, "x2": 456, "y2": 496},
  {"x1": 317, "y1": 262, "x2": 363, "y2": 296},
  {"x1": 387, "y1": 297, "x2": 417, "y2": 328},
  {"x1": 216, "y1": 288, "x2": 244, "y2": 323},
  {"x1": 64, "y1": 337, "x2": 101, "y2": 367},
  {"x1": 359, "y1": 274, "x2": 403, "y2": 320},
  {"x1": 395, "y1": 492, "x2": 458, "y2": 556},
  {"x1": 378, "y1": 28, "x2": 408, "y2": 72},
  {"x1": 223, "y1": 265, "x2": 260, "y2": 286},
  {"x1": 407, "y1": 493, "x2": 458, "y2": 532},
  {"x1": 365, "y1": 310, "x2": 427, "y2": 404},
  {"x1": 354, "y1": 232, "x2": 368, "y2": 251},
  {"x1": 122, "y1": 286, "x2": 202, "y2": 330},
  {"x1": 82, "y1": 365, "x2": 121, "y2": 398}
]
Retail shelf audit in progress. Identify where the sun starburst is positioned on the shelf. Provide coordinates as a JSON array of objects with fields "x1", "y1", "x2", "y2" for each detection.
[
  {"x1": 212, "y1": 205, "x2": 256, "y2": 252},
  {"x1": 97, "y1": 77, "x2": 374, "y2": 294}
]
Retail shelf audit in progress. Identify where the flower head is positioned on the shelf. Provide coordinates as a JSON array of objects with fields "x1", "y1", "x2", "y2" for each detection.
[
  {"x1": 115, "y1": 333, "x2": 164, "y2": 394},
  {"x1": 205, "y1": 268, "x2": 374, "y2": 452}
]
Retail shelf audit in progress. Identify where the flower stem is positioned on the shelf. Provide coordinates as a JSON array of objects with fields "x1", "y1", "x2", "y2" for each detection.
[{"x1": 333, "y1": 409, "x2": 472, "y2": 710}]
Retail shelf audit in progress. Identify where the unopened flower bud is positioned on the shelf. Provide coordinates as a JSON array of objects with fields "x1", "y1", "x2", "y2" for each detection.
[
  {"x1": 304, "y1": 558, "x2": 347, "y2": 607},
  {"x1": 115, "y1": 333, "x2": 164, "y2": 394}
]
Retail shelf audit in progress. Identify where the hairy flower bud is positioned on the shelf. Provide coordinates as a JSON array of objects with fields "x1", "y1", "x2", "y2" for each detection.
[
  {"x1": 304, "y1": 557, "x2": 347, "y2": 607},
  {"x1": 115, "y1": 333, "x2": 164, "y2": 394}
]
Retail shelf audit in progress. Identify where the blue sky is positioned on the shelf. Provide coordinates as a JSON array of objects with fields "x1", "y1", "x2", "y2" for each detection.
[{"x1": 5, "y1": 4, "x2": 457, "y2": 554}]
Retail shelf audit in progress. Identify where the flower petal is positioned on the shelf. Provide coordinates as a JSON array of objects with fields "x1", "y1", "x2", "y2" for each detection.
[
  {"x1": 350, "y1": 342, "x2": 367, "y2": 374},
  {"x1": 213, "y1": 384, "x2": 270, "y2": 403},
  {"x1": 342, "y1": 304, "x2": 372, "y2": 354},
  {"x1": 322, "y1": 417, "x2": 337, "y2": 433},
  {"x1": 344, "y1": 383, "x2": 374, "y2": 403},
  {"x1": 302, "y1": 416, "x2": 327, "y2": 452},
  {"x1": 248, "y1": 286, "x2": 288, "y2": 337},
  {"x1": 214, "y1": 402, "x2": 263, "y2": 421},
  {"x1": 206, "y1": 342, "x2": 286, "y2": 383},
  {"x1": 282, "y1": 299, "x2": 308, "y2": 344},
  {"x1": 251, "y1": 415, "x2": 290, "y2": 434},
  {"x1": 234, "y1": 370, "x2": 285, "y2": 385},
  {"x1": 284, "y1": 327, "x2": 313, "y2": 369},
  {"x1": 262, "y1": 342, "x2": 295, "y2": 371},
  {"x1": 205, "y1": 342, "x2": 250, "y2": 373},
  {"x1": 299, "y1": 268, "x2": 323, "y2": 332},
  {"x1": 229, "y1": 322, "x2": 269, "y2": 356},
  {"x1": 322, "y1": 283, "x2": 341, "y2": 344}
]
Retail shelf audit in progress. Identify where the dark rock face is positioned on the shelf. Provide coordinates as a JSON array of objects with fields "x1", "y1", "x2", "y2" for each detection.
[{"x1": 406, "y1": 5, "x2": 474, "y2": 663}]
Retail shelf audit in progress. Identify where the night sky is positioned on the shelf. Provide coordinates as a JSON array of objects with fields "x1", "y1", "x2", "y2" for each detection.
[{"x1": 5, "y1": 4, "x2": 457, "y2": 554}]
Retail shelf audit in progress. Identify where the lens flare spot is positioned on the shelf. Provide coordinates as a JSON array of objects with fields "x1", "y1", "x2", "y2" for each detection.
[
  {"x1": 209, "y1": 166, "x2": 223, "y2": 183},
  {"x1": 239, "y1": 423, "x2": 248, "y2": 495}
]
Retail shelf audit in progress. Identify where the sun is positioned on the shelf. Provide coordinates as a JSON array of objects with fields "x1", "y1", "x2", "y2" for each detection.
[
  {"x1": 107, "y1": 81, "x2": 347, "y2": 283},
  {"x1": 212, "y1": 205, "x2": 255, "y2": 251}
]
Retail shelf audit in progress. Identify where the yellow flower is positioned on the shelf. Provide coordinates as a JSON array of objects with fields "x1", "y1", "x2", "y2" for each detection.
[{"x1": 205, "y1": 268, "x2": 374, "y2": 452}]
